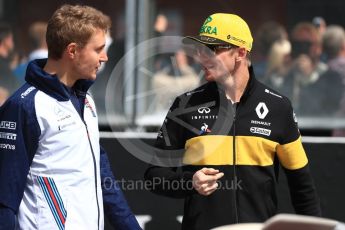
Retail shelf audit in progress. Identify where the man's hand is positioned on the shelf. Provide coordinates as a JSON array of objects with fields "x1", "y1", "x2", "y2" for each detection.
[{"x1": 192, "y1": 168, "x2": 224, "y2": 196}]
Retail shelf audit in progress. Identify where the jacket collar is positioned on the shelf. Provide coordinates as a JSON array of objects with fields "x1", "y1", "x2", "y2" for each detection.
[
  {"x1": 240, "y1": 65, "x2": 257, "y2": 103},
  {"x1": 25, "y1": 59, "x2": 93, "y2": 101},
  {"x1": 210, "y1": 65, "x2": 257, "y2": 103}
]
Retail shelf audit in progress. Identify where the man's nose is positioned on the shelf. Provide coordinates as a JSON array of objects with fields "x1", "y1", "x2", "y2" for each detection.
[{"x1": 100, "y1": 51, "x2": 108, "y2": 62}]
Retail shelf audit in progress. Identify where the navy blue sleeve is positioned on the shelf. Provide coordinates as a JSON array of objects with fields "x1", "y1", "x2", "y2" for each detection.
[
  {"x1": 100, "y1": 146, "x2": 142, "y2": 230},
  {"x1": 0, "y1": 204, "x2": 15, "y2": 229},
  {"x1": 0, "y1": 88, "x2": 40, "y2": 228}
]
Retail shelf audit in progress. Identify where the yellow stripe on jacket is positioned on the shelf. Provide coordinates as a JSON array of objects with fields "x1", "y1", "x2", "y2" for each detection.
[
  {"x1": 276, "y1": 136, "x2": 308, "y2": 170},
  {"x1": 183, "y1": 135, "x2": 278, "y2": 166}
]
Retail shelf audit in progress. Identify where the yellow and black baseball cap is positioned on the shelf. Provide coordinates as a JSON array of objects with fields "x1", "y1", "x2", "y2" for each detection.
[{"x1": 183, "y1": 13, "x2": 253, "y2": 52}]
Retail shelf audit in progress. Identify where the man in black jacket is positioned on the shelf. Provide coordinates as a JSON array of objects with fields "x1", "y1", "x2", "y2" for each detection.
[{"x1": 145, "y1": 13, "x2": 321, "y2": 230}]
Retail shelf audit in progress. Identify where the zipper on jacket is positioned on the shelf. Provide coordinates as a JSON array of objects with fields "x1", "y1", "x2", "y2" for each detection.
[
  {"x1": 71, "y1": 91, "x2": 101, "y2": 229},
  {"x1": 232, "y1": 103, "x2": 239, "y2": 223},
  {"x1": 84, "y1": 121, "x2": 101, "y2": 230}
]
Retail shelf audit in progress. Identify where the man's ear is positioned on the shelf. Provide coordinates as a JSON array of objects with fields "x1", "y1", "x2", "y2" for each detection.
[
  {"x1": 66, "y1": 43, "x2": 77, "y2": 59},
  {"x1": 237, "y1": 47, "x2": 247, "y2": 61}
]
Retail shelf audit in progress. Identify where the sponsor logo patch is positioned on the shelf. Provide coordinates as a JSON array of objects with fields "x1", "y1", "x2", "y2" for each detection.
[
  {"x1": 0, "y1": 132, "x2": 17, "y2": 140},
  {"x1": 0, "y1": 143, "x2": 16, "y2": 150},
  {"x1": 21, "y1": 86, "x2": 35, "y2": 99},
  {"x1": 265, "y1": 89, "x2": 282, "y2": 98},
  {"x1": 200, "y1": 123, "x2": 211, "y2": 134},
  {"x1": 250, "y1": 127, "x2": 271, "y2": 136},
  {"x1": 197, "y1": 107, "x2": 211, "y2": 114},
  {"x1": 200, "y1": 36, "x2": 217, "y2": 42},
  {"x1": 54, "y1": 105, "x2": 65, "y2": 117},
  {"x1": 57, "y1": 114, "x2": 72, "y2": 122},
  {"x1": 0, "y1": 121, "x2": 16, "y2": 130},
  {"x1": 58, "y1": 121, "x2": 76, "y2": 131},
  {"x1": 227, "y1": 34, "x2": 246, "y2": 45},
  {"x1": 191, "y1": 115, "x2": 218, "y2": 120},
  {"x1": 200, "y1": 16, "x2": 218, "y2": 35},
  {"x1": 255, "y1": 102, "x2": 269, "y2": 119},
  {"x1": 251, "y1": 120, "x2": 271, "y2": 127},
  {"x1": 85, "y1": 98, "x2": 97, "y2": 117},
  {"x1": 186, "y1": 89, "x2": 205, "y2": 96}
]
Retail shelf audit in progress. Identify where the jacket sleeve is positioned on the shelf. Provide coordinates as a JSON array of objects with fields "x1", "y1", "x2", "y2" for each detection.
[
  {"x1": 144, "y1": 97, "x2": 196, "y2": 198},
  {"x1": 0, "y1": 204, "x2": 15, "y2": 229},
  {"x1": 100, "y1": 146, "x2": 142, "y2": 230},
  {"x1": 0, "y1": 95, "x2": 40, "y2": 228},
  {"x1": 276, "y1": 99, "x2": 321, "y2": 216}
]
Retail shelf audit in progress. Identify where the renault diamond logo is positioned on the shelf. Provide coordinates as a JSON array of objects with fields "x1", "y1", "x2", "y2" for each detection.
[
  {"x1": 255, "y1": 102, "x2": 269, "y2": 119},
  {"x1": 198, "y1": 107, "x2": 211, "y2": 114}
]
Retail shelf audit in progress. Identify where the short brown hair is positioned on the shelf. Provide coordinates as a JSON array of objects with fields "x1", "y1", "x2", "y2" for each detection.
[
  {"x1": 291, "y1": 22, "x2": 319, "y2": 43},
  {"x1": 46, "y1": 4, "x2": 111, "y2": 60}
]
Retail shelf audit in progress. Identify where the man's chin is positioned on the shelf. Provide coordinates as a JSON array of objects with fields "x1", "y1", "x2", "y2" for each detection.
[
  {"x1": 205, "y1": 75, "x2": 215, "y2": 82},
  {"x1": 84, "y1": 75, "x2": 97, "y2": 81}
]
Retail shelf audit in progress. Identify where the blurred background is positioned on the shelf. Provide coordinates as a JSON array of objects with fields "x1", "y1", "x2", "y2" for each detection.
[
  {"x1": 1, "y1": 0, "x2": 345, "y2": 229},
  {"x1": 2, "y1": 0, "x2": 345, "y2": 134}
]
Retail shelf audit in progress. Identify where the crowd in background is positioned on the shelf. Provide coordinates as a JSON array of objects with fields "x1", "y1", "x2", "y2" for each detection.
[
  {"x1": 1, "y1": 16, "x2": 345, "y2": 135},
  {"x1": 251, "y1": 17, "x2": 345, "y2": 135},
  {"x1": 252, "y1": 17, "x2": 345, "y2": 119},
  {"x1": 0, "y1": 21, "x2": 48, "y2": 105}
]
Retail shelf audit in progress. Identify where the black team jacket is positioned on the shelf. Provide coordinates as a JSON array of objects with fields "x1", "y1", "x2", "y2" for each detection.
[{"x1": 144, "y1": 66, "x2": 321, "y2": 230}]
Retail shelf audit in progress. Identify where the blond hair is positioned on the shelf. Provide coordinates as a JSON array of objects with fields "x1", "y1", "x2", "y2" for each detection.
[{"x1": 46, "y1": 4, "x2": 111, "y2": 59}]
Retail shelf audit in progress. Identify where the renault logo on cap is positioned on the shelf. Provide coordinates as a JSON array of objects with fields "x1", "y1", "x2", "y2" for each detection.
[{"x1": 255, "y1": 102, "x2": 269, "y2": 119}]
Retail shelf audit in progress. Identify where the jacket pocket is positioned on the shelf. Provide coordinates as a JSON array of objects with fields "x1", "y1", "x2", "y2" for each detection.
[{"x1": 36, "y1": 176, "x2": 68, "y2": 230}]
